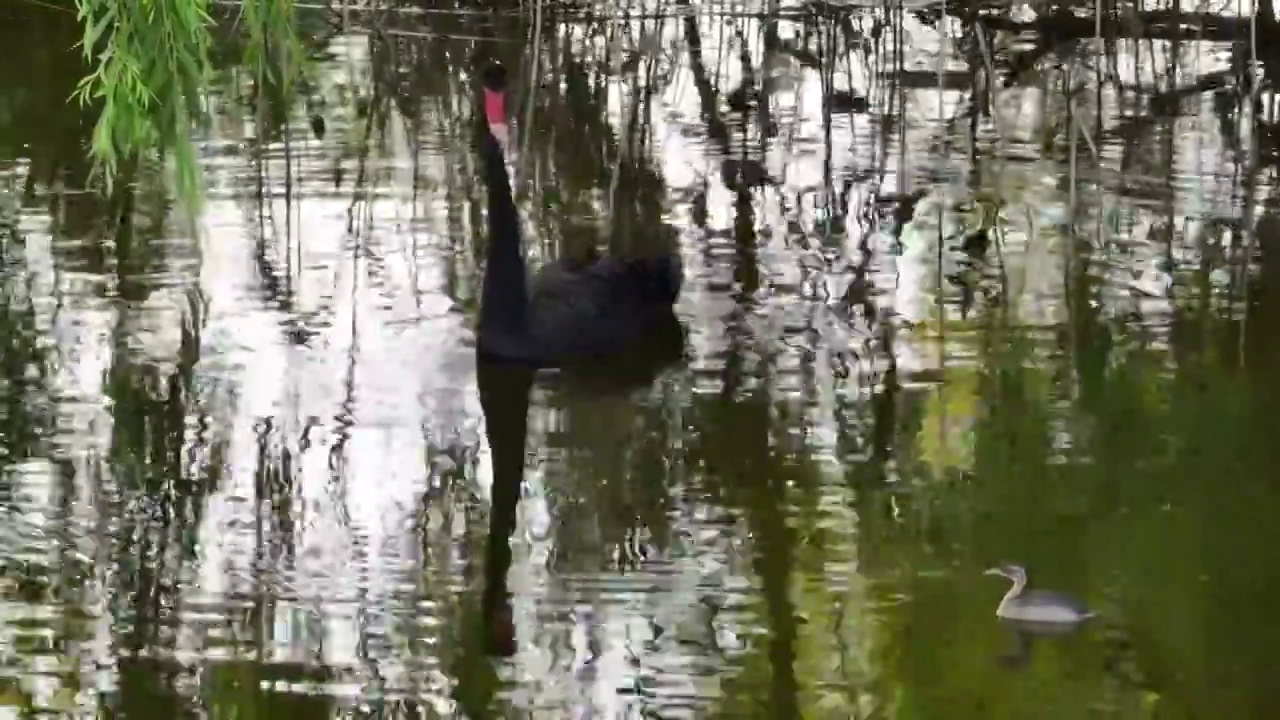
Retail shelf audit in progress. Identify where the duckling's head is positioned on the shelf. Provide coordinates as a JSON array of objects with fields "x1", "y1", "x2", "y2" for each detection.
[{"x1": 983, "y1": 563, "x2": 1027, "y2": 585}]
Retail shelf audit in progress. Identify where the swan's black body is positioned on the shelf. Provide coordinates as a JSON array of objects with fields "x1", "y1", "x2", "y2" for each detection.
[{"x1": 475, "y1": 62, "x2": 684, "y2": 369}]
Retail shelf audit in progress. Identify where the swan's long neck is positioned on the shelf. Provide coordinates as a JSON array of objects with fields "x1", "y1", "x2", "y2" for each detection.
[{"x1": 478, "y1": 129, "x2": 530, "y2": 346}]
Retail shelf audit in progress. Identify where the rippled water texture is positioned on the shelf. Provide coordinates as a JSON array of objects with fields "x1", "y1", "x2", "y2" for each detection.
[{"x1": 2, "y1": 1, "x2": 1280, "y2": 717}]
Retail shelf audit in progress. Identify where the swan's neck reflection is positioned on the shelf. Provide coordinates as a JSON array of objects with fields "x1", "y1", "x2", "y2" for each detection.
[{"x1": 477, "y1": 359, "x2": 534, "y2": 657}]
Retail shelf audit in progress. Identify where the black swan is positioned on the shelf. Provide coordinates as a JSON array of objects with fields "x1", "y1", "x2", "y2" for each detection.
[
  {"x1": 468, "y1": 62, "x2": 687, "y2": 659},
  {"x1": 475, "y1": 61, "x2": 685, "y2": 370}
]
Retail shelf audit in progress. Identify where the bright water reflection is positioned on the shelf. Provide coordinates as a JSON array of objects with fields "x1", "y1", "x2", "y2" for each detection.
[{"x1": 2, "y1": 1, "x2": 1280, "y2": 718}]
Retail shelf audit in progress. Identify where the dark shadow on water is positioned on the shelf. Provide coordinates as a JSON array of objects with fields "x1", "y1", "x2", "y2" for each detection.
[
  {"x1": 115, "y1": 656, "x2": 335, "y2": 720},
  {"x1": 994, "y1": 618, "x2": 1089, "y2": 670}
]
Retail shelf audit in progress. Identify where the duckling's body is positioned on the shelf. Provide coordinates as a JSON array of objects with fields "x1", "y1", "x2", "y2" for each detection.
[
  {"x1": 985, "y1": 564, "x2": 1095, "y2": 624},
  {"x1": 996, "y1": 588, "x2": 1094, "y2": 623}
]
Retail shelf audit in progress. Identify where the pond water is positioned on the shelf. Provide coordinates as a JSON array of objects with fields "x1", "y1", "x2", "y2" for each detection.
[{"x1": 1, "y1": 1, "x2": 1279, "y2": 718}]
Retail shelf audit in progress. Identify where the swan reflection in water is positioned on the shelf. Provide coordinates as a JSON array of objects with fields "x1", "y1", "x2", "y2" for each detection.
[{"x1": 472, "y1": 338, "x2": 686, "y2": 659}]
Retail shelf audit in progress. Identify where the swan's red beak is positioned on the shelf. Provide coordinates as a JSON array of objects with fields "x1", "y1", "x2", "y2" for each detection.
[
  {"x1": 481, "y1": 62, "x2": 511, "y2": 149},
  {"x1": 484, "y1": 88, "x2": 505, "y2": 126},
  {"x1": 485, "y1": 89, "x2": 509, "y2": 148}
]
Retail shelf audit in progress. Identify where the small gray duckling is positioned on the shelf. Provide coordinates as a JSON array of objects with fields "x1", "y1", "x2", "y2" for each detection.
[{"x1": 984, "y1": 564, "x2": 1095, "y2": 624}]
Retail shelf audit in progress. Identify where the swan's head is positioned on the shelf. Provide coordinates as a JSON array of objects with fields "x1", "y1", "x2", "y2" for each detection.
[{"x1": 481, "y1": 62, "x2": 510, "y2": 150}]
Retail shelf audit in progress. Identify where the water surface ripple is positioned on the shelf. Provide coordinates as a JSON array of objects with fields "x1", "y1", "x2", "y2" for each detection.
[{"x1": 1, "y1": 2, "x2": 1279, "y2": 718}]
